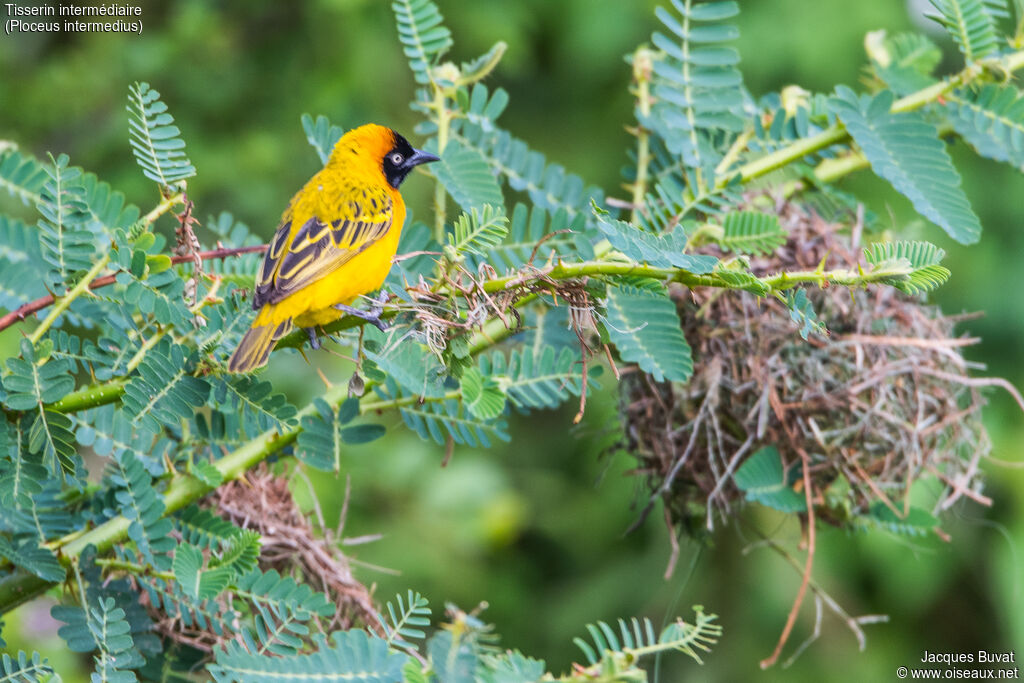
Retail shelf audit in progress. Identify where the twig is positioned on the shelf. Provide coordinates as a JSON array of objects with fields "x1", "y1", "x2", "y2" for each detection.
[{"x1": 0, "y1": 245, "x2": 266, "y2": 334}]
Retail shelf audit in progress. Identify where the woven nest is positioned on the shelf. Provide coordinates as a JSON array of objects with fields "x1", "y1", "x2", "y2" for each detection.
[
  {"x1": 621, "y1": 203, "x2": 991, "y2": 534},
  {"x1": 148, "y1": 463, "x2": 380, "y2": 653}
]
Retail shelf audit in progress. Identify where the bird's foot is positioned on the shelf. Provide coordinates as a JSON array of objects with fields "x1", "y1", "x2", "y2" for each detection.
[
  {"x1": 334, "y1": 291, "x2": 390, "y2": 332},
  {"x1": 303, "y1": 327, "x2": 322, "y2": 350}
]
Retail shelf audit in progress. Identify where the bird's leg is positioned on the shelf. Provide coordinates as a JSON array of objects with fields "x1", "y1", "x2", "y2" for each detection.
[
  {"x1": 333, "y1": 291, "x2": 390, "y2": 332},
  {"x1": 303, "y1": 327, "x2": 322, "y2": 350}
]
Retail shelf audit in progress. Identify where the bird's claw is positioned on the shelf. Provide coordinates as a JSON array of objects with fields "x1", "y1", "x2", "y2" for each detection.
[
  {"x1": 303, "y1": 327, "x2": 322, "y2": 350},
  {"x1": 334, "y1": 292, "x2": 390, "y2": 332}
]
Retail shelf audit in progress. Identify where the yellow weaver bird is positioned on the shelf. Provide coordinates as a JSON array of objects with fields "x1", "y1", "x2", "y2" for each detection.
[{"x1": 227, "y1": 124, "x2": 439, "y2": 373}]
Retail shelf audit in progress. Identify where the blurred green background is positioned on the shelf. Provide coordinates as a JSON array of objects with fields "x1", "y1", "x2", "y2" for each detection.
[{"x1": 1, "y1": 0, "x2": 1022, "y2": 680}]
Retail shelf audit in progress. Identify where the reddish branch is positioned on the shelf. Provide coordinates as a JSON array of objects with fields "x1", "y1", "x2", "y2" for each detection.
[{"x1": 0, "y1": 244, "x2": 267, "y2": 334}]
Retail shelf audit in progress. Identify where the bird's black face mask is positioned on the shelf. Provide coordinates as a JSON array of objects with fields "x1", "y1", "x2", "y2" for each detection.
[{"x1": 382, "y1": 131, "x2": 440, "y2": 189}]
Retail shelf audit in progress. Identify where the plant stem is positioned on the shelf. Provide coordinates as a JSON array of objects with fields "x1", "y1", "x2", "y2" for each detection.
[
  {"x1": 48, "y1": 380, "x2": 127, "y2": 413},
  {"x1": 432, "y1": 87, "x2": 452, "y2": 244},
  {"x1": 629, "y1": 47, "x2": 655, "y2": 225}
]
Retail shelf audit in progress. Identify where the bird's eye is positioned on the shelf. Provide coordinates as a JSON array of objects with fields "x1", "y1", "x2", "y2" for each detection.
[{"x1": 390, "y1": 152, "x2": 404, "y2": 165}]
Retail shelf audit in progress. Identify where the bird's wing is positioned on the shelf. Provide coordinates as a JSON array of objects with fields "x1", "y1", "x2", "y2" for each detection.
[{"x1": 252, "y1": 191, "x2": 394, "y2": 308}]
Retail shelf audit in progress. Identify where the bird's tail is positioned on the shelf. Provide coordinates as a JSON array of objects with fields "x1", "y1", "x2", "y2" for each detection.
[{"x1": 227, "y1": 318, "x2": 293, "y2": 373}]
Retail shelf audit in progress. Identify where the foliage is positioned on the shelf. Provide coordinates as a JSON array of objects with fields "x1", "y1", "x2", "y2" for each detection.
[
  {"x1": 207, "y1": 593, "x2": 719, "y2": 682},
  {"x1": 0, "y1": 0, "x2": 1021, "y2": 676}
]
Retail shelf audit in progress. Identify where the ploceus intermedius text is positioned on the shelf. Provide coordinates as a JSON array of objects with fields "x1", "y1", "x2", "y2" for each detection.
[{"x1": 227, "y1": 124, "x2": 438, "y2": 372}]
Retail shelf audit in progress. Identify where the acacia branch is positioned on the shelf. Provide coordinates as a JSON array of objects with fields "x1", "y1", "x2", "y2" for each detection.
[
  {"x1": 722, "y1": 48, "x2": 1024, "y2": 189},
  {"x1": 0, "y1": 244, "x2": 267, "y2": 335},
  {"x1": 44, "y1": 256, "x2": 916, "y2": 417}
]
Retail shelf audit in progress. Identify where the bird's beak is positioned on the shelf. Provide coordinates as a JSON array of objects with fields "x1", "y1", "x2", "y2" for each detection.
[{"x1": 408, "y1": 148, "x2": 440, "y2": 167}]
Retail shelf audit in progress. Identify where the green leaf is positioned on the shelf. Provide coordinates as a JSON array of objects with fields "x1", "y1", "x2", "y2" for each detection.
[
  {"x1": 459, "y1": 41, "x2": 507, "y2": 84},
  {"x1": 381, "y1": 590, "x2": 431, "y2": 650},
  {"x1": 301, "y1": 113, "x2": 345, "y2": 165},
  {"x1": 784, "y1": 289, "x2": 826, "y2": 340},
  {"x1": 28, "y1": 409, "x2": 79, "y2": 480},
  {"x1": 209, "y1": 629, "x2": 409, "y2": 683},
  {"x1": 390, "y1": 382, "x2": 509, "y2": 449},
  {"x1": 174, "y1": 505, "x2": 243, "y2": 550},
  {"x1": 111, "y1": 451, "x2": 175, "y2": 569},
  {"x1": 78, "y1": 171, "x2": 142, "y2": 235},
  {"x1": 460, "y1": 367, "x2": 507, "y2": 420},
  {"x1": 0, "y1": 418, "x2": 46, "y2": 509},
  {"x1": 428, "y1": 630, "x2": 477, "y2": 683},
  {"x1": 364, "y1": 330, "x2": 447, "y2": 398},
  {"x1": 121, "y1": 341, "x2": 211, "y2": 432},
  {"x1": 593, "y1": 206, "x2": 717, "y2": 273},
  {"x1": 392, "y1": 0, "x2": 453, "y2": 85},
  {"x1": 2, "y1": 339, "x2": 75, "y2": 411},
  {"x1": 212, "y1": 530, "x2": 261, "y2": 578},
  {"x1": 449, "y1": 205, "x2": 509, "y2": 258},
  {"x1": 295, "y1": 398, "x2": 346, "y2": 473},
  {"x1": 127, "y1": 82, "x2": 196, "y2": 187},
  {"x1": 0, "y1": 261, "x2": 46, "y2": 314},
  {"x1": 481, "y1": 347, "x2": 588, "y2": 411},
  {"x1": 733, "y1": 446, "x2": 807, "y2": 513},
  {"x1": 0, "y1": 651, "x2": 54, "y2": 682},
  {"x1": 213, "y1": 376, "x2": 299, "y2": 437},
  {"x1": 460, "y1": 84, "x2": 510, "y2": 133},
  {"x1": 36, "y1": 154, "x2": 94, "y2": 290},
  {"x1": 862, "y1": 503, "x2": 938, "y2": 536},
  {"x1": 719, "y1": 211, "x2": 786, "y2": 255},
  {"x1": 828, "y1": 87, "x2": 982, "y2": 245},
  {"x1": 603, "y1": 285, "x2": 693, "y2": 383},
  {"x1": 867, "y1": 31, "x2": 942, "y2": 95},
  {"x1": 432, "y1": 139, "x2": 505, "y2": 213},
  {"x1": 233, "y1": 568, "x2": 335, "y2": 623},
  {"x1": 479, "y1": 651, "x2": 547, "y2": 683},
  {"x1": 138, "y1": 574, "x2": 235, "y2": 637},
  {"x1": 0, "y1": 538, "x2": 64, "y2": 582},
  {"x1": 0, "y1": 147, "x2": 47, "y2": 206},
  {"x1": 0, "y1": 215, "x2": 43, "y2": 265},
  {"x1": 927, "y1": 0, "x2": 1000, "y2": 61},
  {"x1": 173, "y1": 543, "x2": 234, "y2": 601},
  {"x1": 194, "y1": 461, "x2": 225, "y2": 487},
  {"x1": 649, "y1": 0, "x2": 746, "y2": 179},
  {"x1": 710, "y1": 262, "x2": 771, "y2": 296},
  {"x1": 53, "y1": 556, "x2": 149, "y2": 682},
  {"x1": 656, "y1": 606, "x2": 723, "y2": 666},
  {"x1": 296, "y1": 397, "x2": 385, "y2": 472},
  {"x1": 88, "y1": 600, "x2": 144, "y2": 683},
  {"x1": 946, "y1": 84, "x2": 1024, "y2": 170},
  {"x1": 863, "y1": 240, "x2": 950, "y2": 294}
]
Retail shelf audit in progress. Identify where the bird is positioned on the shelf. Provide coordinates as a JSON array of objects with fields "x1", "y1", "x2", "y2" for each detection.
[{"x1": 226, "y1": 123, "x2": 439, "y2": 373}]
